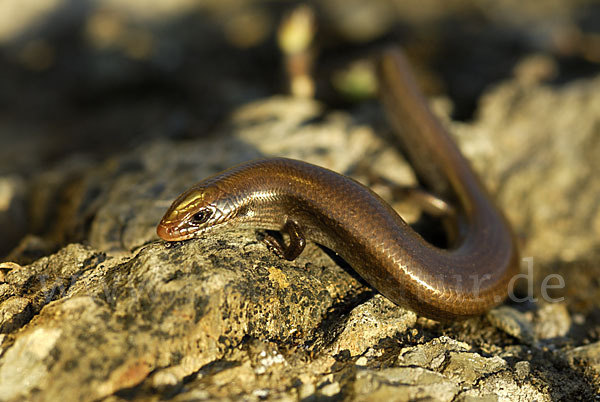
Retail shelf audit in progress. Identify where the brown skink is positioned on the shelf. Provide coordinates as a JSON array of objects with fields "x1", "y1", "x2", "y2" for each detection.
[{"x1": 157, "y1": 48, "x2": 520, "y2": 321}]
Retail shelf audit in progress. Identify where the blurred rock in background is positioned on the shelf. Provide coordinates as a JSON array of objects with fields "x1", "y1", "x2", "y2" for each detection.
[{"x1": 1, "y1": 1, "x2": 600, "y2": 400}]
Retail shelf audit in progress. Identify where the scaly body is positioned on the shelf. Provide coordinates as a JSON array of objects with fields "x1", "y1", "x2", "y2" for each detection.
[{"x1": 157, "y1": 48, "x2": 520, "y2": 321}]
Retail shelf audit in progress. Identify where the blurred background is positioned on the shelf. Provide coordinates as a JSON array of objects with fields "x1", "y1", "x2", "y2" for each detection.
[{"x1": 0, "y1": 0, "x2": 599, "y2": 255}]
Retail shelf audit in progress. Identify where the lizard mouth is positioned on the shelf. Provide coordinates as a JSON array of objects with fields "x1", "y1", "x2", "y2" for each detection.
[{"x1": 156, "y1": 222, "x2": 195, "y2": 241}]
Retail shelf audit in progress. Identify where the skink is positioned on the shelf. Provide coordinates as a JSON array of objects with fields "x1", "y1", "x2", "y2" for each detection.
[{"x1": 157, "y1": 48, "x2": 520, "y2": 321}]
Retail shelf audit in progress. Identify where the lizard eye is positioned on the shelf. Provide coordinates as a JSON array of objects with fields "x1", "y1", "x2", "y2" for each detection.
[{"x1": 191, "y1": 210, "x2": 212, "y2": 225}]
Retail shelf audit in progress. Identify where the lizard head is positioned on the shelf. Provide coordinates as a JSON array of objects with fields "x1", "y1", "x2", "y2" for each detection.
[{"x1": 157, "y1": 184, "x2": 234, "y2": 241}]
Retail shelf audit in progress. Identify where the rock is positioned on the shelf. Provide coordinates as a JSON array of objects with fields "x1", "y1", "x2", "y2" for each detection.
[
  {"x1": 331, "y1": 295, "x2": 417, "y2": 357},
  {"x1": 0, "y1": 296, "x2": 31, "y2": 333},
  {"x1": 0, "y1": 233, "x2": 363, "y2": 400},
  {"x1": 442, "y1": 351, "x2": 507, "y2": 386},
  {"x1": 354, "y1": 367, "x2": 459, "y2": 402},
  {"x1": 455, "y1": 77, "x2": 600, "y2": 265},
  {"x1": 1, "y1": 76, "x2": 599, "y2": 399},
  {"x1": 2, "y1": 15, "x2": 600, "y2": 401},
  {"x1": 487, "y1": 306, "x2": 535, "y2": 345},
  {"x1": 566, "y1": 342, "x2": 600, "y2": 373},
  {"x1": 533, "y1": 302, "x2": 571, "y2": 340},
  {"x1": 397, "y1": 336, "x2": 470, "y2": 369},
  {"x1": 1, "y1": 0, "x2": 600, "y2": 399},
  {"x1": 456, "y1": 370, "x2": 552, "y2": 402},
  {"x1": 514, "y1": 360, "x2": 531, "y2": 380},
  {"x1": 0, "y1": 327, "x2": 63, "y2": 401},
  {"x1": 397, "y1": 336, "x2": 507, "y2": 386}
]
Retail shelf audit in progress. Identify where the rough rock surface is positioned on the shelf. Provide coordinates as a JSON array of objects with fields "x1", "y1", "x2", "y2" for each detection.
[
  {"x1": 1, "y1": 1, "x2": 600, "y2": 401},
  {"x1": 2, "y1": 75, "x2": 600, "y2": 399}
]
